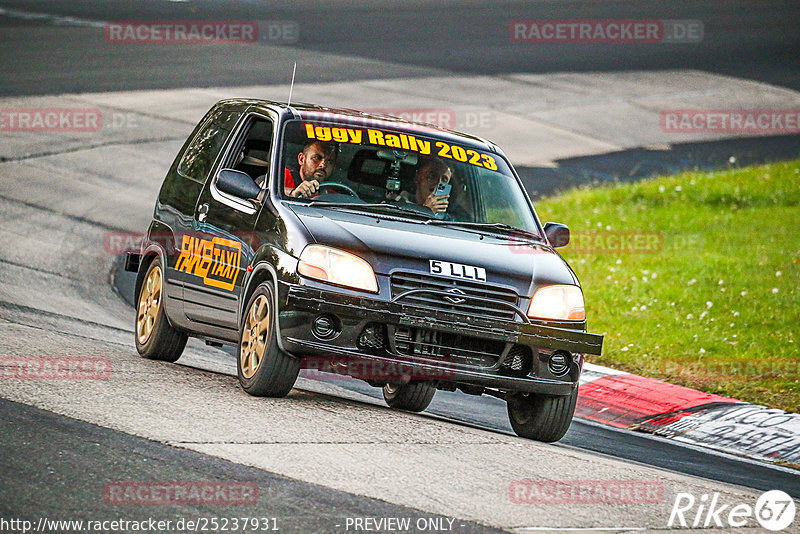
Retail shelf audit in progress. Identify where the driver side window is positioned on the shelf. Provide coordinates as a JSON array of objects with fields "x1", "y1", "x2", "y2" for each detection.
[{"x1": 224, "y1": 115, "x2": 274, "y2": 189}]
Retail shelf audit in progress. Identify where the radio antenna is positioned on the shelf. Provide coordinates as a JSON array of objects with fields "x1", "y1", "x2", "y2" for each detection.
[{"x1": 287, "y1": 61, "x2": 297, "y2": 107}]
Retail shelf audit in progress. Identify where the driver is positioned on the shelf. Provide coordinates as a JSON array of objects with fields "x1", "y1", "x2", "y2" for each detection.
[{"x1": 285, "y1": 140, "x2": 338, "y2": 198}]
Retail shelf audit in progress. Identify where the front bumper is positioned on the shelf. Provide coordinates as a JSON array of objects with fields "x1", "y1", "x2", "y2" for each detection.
[{"x1": 278, "y1": 284, "x2": 604, "y2": 396}]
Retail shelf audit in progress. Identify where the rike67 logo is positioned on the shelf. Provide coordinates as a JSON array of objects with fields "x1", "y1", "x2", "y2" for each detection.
[{"x1": 669, "y1": 490, "x2": 796, "y2": 531}]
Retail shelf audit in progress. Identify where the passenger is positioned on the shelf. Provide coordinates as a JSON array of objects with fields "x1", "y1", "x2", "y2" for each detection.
[
  {"x1": 284, "y1": 140, "x2": 338, "y2": 198},
  {"x1": 447, "y1": 174, "x2": 473, "y2": 221},
  {"x1": 395, "y1": 158, "x2": 452, "y2": 214}
]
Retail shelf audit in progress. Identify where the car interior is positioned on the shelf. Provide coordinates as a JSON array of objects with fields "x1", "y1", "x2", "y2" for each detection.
[
  {"x1": 221, "y1": 119, "x2": 491, "y2": 224},
  {"x1": 228, "y1": 117, "x2": 274, "y2": 187}
]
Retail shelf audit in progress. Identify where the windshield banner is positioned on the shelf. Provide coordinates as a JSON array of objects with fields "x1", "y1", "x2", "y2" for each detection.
[{"x1": 304, "y1": 123, "x2": 498, "y2": 170}]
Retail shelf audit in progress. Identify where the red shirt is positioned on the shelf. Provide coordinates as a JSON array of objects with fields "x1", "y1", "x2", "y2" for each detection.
[
  {"x1": 284, "y1": 168, "x2": 321, "y2": 198},
  {"x1": 284, "y1": 168, "x2": 296, "y2": 191}
]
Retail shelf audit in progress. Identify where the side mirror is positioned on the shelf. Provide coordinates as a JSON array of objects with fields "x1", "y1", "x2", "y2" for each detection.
[
  {"x1": 217, "y1": 168, "x2": 261, "y2": 200},
  {"x1": 544, "y1": 222, "x2": 570, "y2": 248}
]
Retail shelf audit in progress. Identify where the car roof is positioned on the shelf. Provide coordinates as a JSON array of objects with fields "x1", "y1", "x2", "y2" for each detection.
[{"x1": 214, "y1": 98, "x2": 500, "y2": 153}]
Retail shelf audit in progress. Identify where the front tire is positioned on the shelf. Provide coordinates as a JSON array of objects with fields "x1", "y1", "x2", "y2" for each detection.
[
  {"x1": 135, "y1": 258, "x2": 187, "y2": 362},
  {"x1": 507, "y1": 388, "x2": 578, "y2": 443},
  {"x1": 383, "y1": 382, "x2": 436, "y2": 412},
  {"x1": 238, "y1": 283, "x2": 300, "y2": 397}
]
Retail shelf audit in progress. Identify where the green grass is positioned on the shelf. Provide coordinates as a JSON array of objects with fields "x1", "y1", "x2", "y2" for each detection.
[{"x1": 535, "y1": 160, "x2": 800, "y2": 413}]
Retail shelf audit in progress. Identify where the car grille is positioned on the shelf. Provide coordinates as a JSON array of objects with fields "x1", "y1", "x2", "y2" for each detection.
[
  {"x1": 390, "y1": 271, "x2": 518, "y2": 321},
  {"x1": 392, "y1": 326, "x2": 505, "y2": 368}
]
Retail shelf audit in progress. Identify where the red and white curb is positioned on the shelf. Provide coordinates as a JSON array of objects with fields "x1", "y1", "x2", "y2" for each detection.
[{"x1": 577, "y1": 362, "x2": 800, "y2": 466}]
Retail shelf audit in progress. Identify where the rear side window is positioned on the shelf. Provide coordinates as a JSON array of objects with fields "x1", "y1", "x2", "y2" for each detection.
[{"x1": 178, "y1": 110, "x2": 240, "y2": 183}]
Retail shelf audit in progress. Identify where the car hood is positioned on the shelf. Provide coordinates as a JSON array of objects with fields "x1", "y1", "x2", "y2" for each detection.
[{"x1": 289, "y1": 204, "x2": 578, "y2": 297}]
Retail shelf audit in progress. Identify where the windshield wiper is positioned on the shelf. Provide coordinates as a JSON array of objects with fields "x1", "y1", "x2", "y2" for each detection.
[
  {"x1": 308, "y1": 201, "x2": 434, "y2": 220},
  {"x1": 425, "y1": 220, "x2": 544, "y2": 241}
]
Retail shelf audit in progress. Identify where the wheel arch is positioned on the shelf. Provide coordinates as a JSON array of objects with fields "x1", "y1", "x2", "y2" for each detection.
[
  {"x1": 239, "y1": 261, "x2": 290, "y2": 352},
  {"x1": 134, "y1": 243, "x2": 167, "y2": 308}
]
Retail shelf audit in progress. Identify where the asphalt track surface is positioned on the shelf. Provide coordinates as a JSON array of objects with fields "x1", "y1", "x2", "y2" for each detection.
[
  {"x1": 1, "y1": 1, "x2": 799, "y2": 532},
  {"x1": 0, "y1": 0, "x2": 799, "y2": 95},
  {"x1": 0, "y1": 398, "x2": 504, "y2": 533}
]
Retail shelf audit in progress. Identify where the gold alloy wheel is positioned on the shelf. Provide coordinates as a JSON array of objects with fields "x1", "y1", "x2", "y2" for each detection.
[
  {"x1": 136, "y1": 265, "x2": 162, "y2": 345},
  {"x1": 240, "y1": 294, "x2": 270, "y2": 379}
]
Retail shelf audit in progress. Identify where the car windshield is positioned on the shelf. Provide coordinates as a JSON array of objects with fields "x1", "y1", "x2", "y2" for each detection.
[{"x1": 280, "y1": 118, "x2": 542, "y2": 236}]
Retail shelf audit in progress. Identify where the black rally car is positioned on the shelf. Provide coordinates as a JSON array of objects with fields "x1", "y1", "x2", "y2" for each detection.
[{"x1": 126, "y1": 99, "x2": 603, "y2": 442}]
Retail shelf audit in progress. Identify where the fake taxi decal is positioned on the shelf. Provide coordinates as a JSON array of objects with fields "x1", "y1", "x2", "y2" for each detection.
[
  {"x1": 304, "y1": 124, "x2": 498, "y2": 170},
  {"x1": 175, "y1": 235, "x2": 242, "y2": 291}
]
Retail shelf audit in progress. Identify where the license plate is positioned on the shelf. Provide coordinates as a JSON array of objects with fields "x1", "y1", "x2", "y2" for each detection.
[{"x1": 429, "y1": 260, "x2": 487, "y2": 282}]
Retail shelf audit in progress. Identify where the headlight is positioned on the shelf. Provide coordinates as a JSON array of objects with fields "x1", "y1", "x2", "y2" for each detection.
[
  {"x1": 297, "y1": 245, "x2": 378, "y2": 293},
  {"x1": 527, "y1": 285, "x2": 585, "y2": 321}
]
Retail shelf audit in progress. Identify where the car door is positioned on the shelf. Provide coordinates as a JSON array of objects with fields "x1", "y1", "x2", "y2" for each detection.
[
  {"x1": 157, "y1": 106, "x2": 242, "y2": 326},
  {"x1": 181, "y1": 111, "x2": 276, "y2": 339}
]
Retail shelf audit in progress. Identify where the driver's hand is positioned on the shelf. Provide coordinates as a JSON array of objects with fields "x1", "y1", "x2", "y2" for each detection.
[
  {"x1": 291, "y1": 179, "x2": 320, "y2": 198},
  {"x1": 424, "y1": 193, "x2": 449, "y2": 213}
]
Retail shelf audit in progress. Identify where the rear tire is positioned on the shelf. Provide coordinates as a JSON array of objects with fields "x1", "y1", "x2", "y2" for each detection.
[
  {"x1": 507, "y1": 388, "x2": 578, "y2": 443},
  {"x1": 135, "y1": 257, "x2": 187, "y2": 363},
  {"x1": 238, "y1": 283, "x2": 300, "y2": 397},
  {"x1": 383, "y1": 382, "x2": 436, "y2": 412}
]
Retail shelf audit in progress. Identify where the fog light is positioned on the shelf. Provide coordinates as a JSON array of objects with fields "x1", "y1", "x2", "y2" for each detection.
[
  {"x1": 548, "y1": 352, "x2": 570, "y2": 376},
  {"x1": 312, "y1": 314, "x2": 340, "y2": 340}
]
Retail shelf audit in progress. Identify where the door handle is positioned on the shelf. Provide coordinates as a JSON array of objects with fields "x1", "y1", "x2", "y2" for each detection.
[{"x1": 197, "y1": 203, "x2": 209, "y2": 222}]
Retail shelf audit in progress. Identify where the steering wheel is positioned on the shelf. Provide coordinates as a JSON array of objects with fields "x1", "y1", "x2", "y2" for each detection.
[{"x1": 317, "y1": 181, "x2": 358, "y2": 197}]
